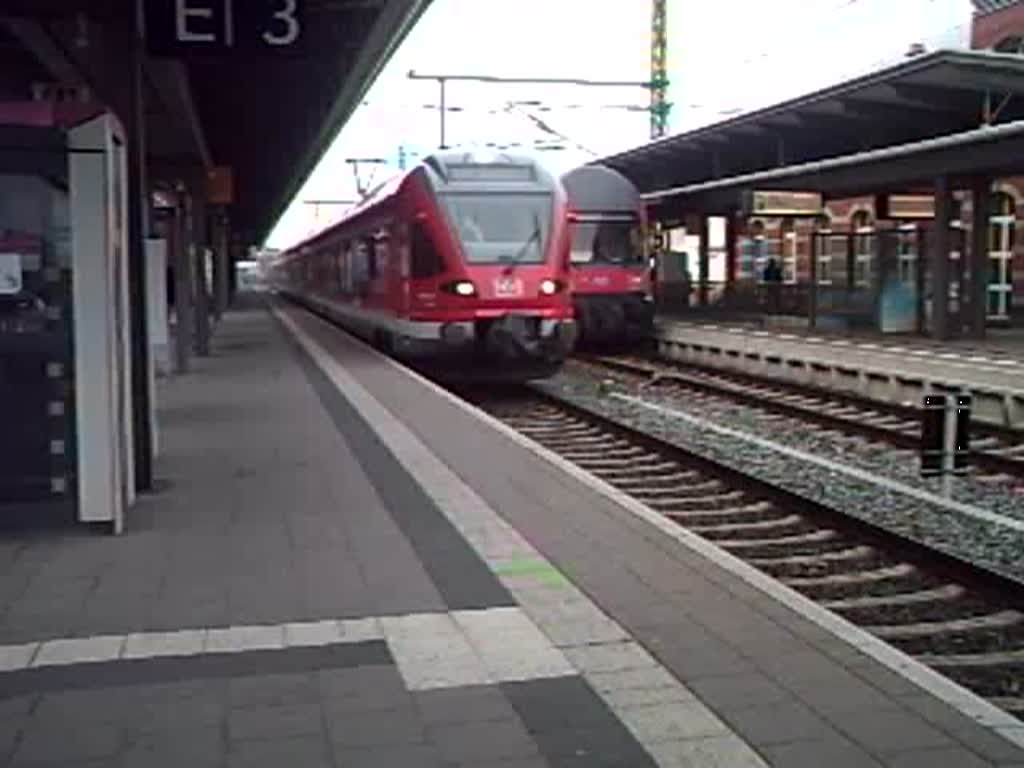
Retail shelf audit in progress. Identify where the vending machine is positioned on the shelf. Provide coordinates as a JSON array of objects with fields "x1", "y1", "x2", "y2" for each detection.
[{"x1": 0, "y1": 104, "x2": 135, "y2": 531}]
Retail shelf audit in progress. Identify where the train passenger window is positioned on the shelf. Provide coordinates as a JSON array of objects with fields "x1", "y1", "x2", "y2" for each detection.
[
  {"x1": 410, "y1": 221, "x2": 444, "y2": 278},
  {"x1": 349, "y1": 241, "x2": 368, "y2": 292},
  {"x1": 373, "y1": 233, "x2": 390, "y2": 276},
  {"x1": 336, "y1": 243, "x2": 347, "y2": 293},
  {"x1": 364, "y1": 237, "x2": 378, "y2": 280}
]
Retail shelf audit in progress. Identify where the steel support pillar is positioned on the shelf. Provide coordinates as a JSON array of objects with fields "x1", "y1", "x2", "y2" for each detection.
[
  {"x1": 932, "y1": 176, "x2": 952, "y2": 340},
  {"x1": 189, "y1": 181, "x2": 211, "y2": 356},
  {"x1": 724, "y1": 213, "x2": 737, "y2": 301},
  {"x1": 969, "y1": 178, "x2": 991, "y2": 339},
  {"x1": 210, "y1": 211, "x2": 222, "y2": 321},
  {"x1": 698, "y1": 215, "x2": 710, "y2": 307},
  {"x1": 809, "y1": 229, "x2": 818, "y2": 329},
  {"x1": 228, "y1": 237, "x2": 239, "y2": 305},
  {"x1": 874, "y1": 223, "x2": 896, "y2": 330},
  {"x1": 125, "y1": 4, "x2": 152, "y2": 491},
  {"x1": 212, "y1": 209, "x2": 229, "y2": 320},
  {"x1": 845, "y1": 233, "x2": 855, "y2": 292},
  {"x1": 173, "y1": 187, "x2": 193, "y2": 374}
]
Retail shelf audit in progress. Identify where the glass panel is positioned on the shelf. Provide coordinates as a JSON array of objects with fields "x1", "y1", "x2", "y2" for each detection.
[
  {"x1": 411, "y1": 221, "x2": 444, "y2": 278},
  {"x1": 570, "y1": 219, "x2": 643, "y2": 265},
  {"x1": 990, "y1": 257, "x2": 1003, "y2": 285},
  {"x1": 441, "y1": 193, "x2": 551, "y2": 265},
  {"x1": 782, "y1": 261, "x2": 795, "y2": 283},
  {"x1": 818, "y1": 258, "x2": 831, "y2": 284},
  {"x1": 987, "y1": 290, "x2": 1003, "y2": 317}
]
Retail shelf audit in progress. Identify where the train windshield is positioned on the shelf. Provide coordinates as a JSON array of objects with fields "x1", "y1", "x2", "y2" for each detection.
[
  {"x1": 570, "y1": 218, "x2": 644, "y2": 266},
  {"x1": 441, "y1": 194, "x2": 550, "y2": 264}
]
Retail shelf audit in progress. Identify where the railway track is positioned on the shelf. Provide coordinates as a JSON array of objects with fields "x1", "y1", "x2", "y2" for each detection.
[
  {"x1": 578, "y1": 354, "x2": 1024, "y2": 481},
  {"x1": 463, "y1": 386, "x2": 1024, "y2": 721}
]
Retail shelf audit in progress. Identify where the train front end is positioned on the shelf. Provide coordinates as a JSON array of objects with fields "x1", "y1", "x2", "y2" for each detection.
[
  {"x1": 561, "y1": 164, "x2": 654, "y2": 347},
  {"x1": 406, "y1": 151, "x2": 577, "y2": 380}
]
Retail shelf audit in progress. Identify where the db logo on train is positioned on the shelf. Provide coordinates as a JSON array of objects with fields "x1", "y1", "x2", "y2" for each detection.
[{"x1": 494, "y1": 277, "x2": 524, "y2": 298}]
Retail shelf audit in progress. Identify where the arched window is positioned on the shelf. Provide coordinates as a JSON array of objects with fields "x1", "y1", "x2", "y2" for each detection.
[
  {"x1": 739, "y1": 218, "x2": 768, "y2": 281},
  {"x1": 851, "y1": 210, "x2": 873, "y2": 288},
  {"x1": 780, "y1": 219, "x2": 797, "y2": 284},
  {"x1": 988, "y1": 191, "x2": 1016, "y2": 319},
  {"x1": 896, "y1": 221, "x2": 918, "y2": 286}
]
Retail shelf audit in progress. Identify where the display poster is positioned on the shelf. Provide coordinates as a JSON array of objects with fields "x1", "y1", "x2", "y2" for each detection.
[{"x1": 0, "y1": 253, "x2": 22, "y2": 294}]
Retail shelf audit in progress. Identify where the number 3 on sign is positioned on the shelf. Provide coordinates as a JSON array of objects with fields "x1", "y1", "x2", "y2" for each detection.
[{"x1": 263, "y1": 0, "x2": 300, "y2": 46}]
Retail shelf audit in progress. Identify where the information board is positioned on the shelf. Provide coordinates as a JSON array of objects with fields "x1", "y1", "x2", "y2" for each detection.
[{"x1": 146, "y1": 0, "x2": 306, "y2": 57}]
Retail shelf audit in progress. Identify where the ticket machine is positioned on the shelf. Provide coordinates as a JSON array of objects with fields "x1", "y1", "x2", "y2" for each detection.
[{"x1": 0, "y1": 103, "x2": 137, "y2": 531}]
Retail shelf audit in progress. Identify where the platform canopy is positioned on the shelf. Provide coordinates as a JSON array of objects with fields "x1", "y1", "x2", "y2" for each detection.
[
  {"x1": 973, "y1": 0, "x2": 1021, "y2": 17},
  {"x1": 645, "y1": 118, "x2": 1024, "y2": 214},
  {"x1": 597, "y1": 50, "x2": 1024, "y2": 202},
  {"x1": 0, "y1": 0, "x2": 431, "y2": 244}
]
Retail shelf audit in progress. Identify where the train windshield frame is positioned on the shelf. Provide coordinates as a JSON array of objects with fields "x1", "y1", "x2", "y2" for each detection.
[
  {"x1": 440, "y1": 192, "x2": 552, "y2": 265},
  {"x1": 570, "y1": 215, "x2": 645, "y2": 266}
]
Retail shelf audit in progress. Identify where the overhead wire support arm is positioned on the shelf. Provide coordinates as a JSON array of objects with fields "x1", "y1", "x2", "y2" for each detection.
[
  {"x1": 407, "y1": 70, "x2": 654, "y2": 150},
  {"x1": 407, "y1": 71, "x2": 653, "y2": 89},
  {"x1": 344, "y1": 157, "x2": 387, "y2": 198}
]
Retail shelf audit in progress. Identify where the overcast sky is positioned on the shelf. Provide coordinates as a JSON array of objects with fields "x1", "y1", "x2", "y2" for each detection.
[{"x1": 265, "y1": 0, "x2": 974, "y2": 249}]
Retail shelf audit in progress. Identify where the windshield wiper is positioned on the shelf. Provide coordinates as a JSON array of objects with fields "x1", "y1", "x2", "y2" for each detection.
[{"x1": 501, "y1": 215, "x2": 542, "y2": 271}]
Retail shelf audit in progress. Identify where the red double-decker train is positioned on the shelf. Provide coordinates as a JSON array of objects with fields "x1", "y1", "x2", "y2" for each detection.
[
  {"x1": 269, "y1": 150, "x2": 578, "y2": 381},
  {"x1": 561, "y1": 164, "x2": 654, "y2": 345}
]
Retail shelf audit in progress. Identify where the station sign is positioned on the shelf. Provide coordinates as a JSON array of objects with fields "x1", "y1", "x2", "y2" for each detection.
[
  {"x1": 146, "y1": 0, "x2": 306, "y2": 57},
  {"x1": 741, "y1": 190, "x2": 824, "y2": 218},
  {"x1": 875, "y1": 194, "x2": 934, "y2": 220}
]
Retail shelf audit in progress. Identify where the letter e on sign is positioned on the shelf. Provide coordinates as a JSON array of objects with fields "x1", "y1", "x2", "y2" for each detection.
[{"x1": 175, "y1": 0, "x2": 216, "y2": 43}]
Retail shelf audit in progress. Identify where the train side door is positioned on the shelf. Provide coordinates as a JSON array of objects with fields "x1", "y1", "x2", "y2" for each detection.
[{"x1": 394, "y1": 222, "x2": 411, "y2": 316}]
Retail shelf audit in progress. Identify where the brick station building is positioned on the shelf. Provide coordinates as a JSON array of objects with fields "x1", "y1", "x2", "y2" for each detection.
[{"x1": 733, "y1": 0, "x2": 1024, "y2": 327}]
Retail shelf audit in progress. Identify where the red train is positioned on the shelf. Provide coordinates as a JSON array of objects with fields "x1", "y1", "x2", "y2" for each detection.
[
  {"x1": 561, "y1": 164, "x2": 654, "y2": 345},
  {"x1": 269, "y1": 150, "x2": 578, "y2": 381}
]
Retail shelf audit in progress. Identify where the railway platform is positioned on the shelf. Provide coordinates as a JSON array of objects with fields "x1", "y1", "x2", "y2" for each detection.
[
  {"x1": 1, "y1": 299, "x2": 1023, "y2": 768},
  {"x1": 653, "y1": 316, "x2": 1024, "y2": 429}
]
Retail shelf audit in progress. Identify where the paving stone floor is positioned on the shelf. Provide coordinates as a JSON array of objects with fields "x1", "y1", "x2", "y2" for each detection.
[{"x1": 2, "y1": 301, "x2": 1024, "y2": 767}]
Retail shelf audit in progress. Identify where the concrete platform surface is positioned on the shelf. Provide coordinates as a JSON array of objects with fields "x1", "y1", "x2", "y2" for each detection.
[
  {"x1": 0, "y1": 299, "x2": 1020, "y2": 767},
  {"x1": 655, "y1": 312, "x2": 1024, "y2": 360},
  {"x1": 654, "y1": 318, "x2": 1024, "y2": 428}
]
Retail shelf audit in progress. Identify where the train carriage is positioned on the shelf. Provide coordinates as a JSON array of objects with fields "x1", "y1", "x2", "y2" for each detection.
[
  {"x1": 269, "y1": 150, "x2": 578, "y2": 381},
  {"x1": 561, "y1": 164, "x2": 654, "y2": 346}
]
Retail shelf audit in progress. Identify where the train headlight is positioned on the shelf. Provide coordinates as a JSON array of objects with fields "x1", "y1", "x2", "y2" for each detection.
[
  {"x1": 442, "y1": 280, "x2": 477, "y2": 296},
  {"x1": 539, "y1": 279, "x2": 562, "y2": 295}
]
